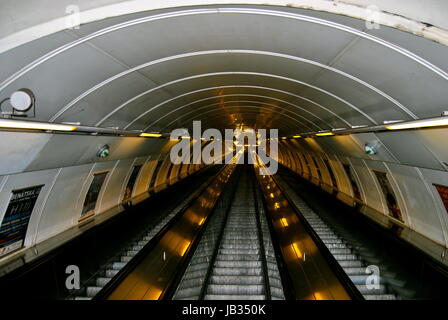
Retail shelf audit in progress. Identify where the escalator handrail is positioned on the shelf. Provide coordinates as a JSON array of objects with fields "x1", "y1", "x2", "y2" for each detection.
[
  {"x1": 253, "y1": 173, "x2": 297, "y2": 300},
  {"x1": 93, "y1": 165, "x2": 227, "y2": 300},
  {"x1": 251, "y1": 168, "x2": 272, "y2": 300},
  {"x1": 271, "y1": 173, "x2": 365, "y2": 300}
]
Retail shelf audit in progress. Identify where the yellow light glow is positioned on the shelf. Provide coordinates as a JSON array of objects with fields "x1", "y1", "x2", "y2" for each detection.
[
  {"x1": 315, "y1": 132, "x2": 334, "y2": 136},
  {"x1": 180, "y1": 136, "x2": 191, "y2": 139},
  {"x1": 145, "y1": 288, "x2": 163, "y2": 300},
  {"x1": 281, "y1": 137, "x2": 287, "y2": 140},
  {"x1": 291, "y1": 242, "x2": 302, "y2": 259},
  {"x1": 314, "y1": 292, "x2": 324, "y2": 300},
  {"x1": 292, "y1": 135, "x2": 301, "y2": 138},
  {"x1": 280, "y1": 218, "x2": 289, "y2": 227},
  {"x1": 0, "y1": 119, "x2": 77, "y2": 131},
  {"x1": 198, "y1": 218, "x2": 205, "y2": 226},
  {"x1": 274, "y1": 202, "x2": 280, "y2": 209},
  {"x1": 385, "y1": 118, "x2": 448, "y2": 130},
  {"x1": 180, "y1": 241, "x2": 191, "y2": 256},
  {"x1": 140, "y1": 132, "x2": 162, "y2": 137},
  {"x1": 270, "y1": 193, "x2": 275, "y2": 199}
]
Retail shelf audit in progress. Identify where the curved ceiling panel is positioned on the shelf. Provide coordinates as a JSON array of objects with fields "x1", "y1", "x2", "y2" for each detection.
[{"x1": 0, "y1": 5, "x2": 447, "y2": 136}]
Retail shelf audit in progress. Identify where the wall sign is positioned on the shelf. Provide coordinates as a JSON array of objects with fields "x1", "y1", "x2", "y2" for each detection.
[
  {"x1": 81, "y1": 172, "x2": 108, "y2": 217},
  {"x1": 434, "y1": 184, "x2": 448, "y2": 214},
  {"x1": 343, "y1": 164, "x2": 362, "y2": 201},
  {"x1": 374, "y1": 171, "x2": 403, "y2": 222},
  {"x1": 0, "y1": 185, "x2": 43, "y2": 257},
  {"x1": 123, "y1": 165, "x2": 142, "y2": 202},
  {"x1": 324, "y1": 159, "x2": 338, "y2": 189},
  {"x1": 312, "y1": 157, "x2": 322, "y2": 180}
]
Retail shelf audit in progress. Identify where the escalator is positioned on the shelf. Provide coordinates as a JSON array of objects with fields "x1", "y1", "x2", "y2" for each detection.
[
  {"x1": 93, "y1": 163, "x2": 364, "y2": 300},
  {"x1": 0, "y1": 165, "x2": 220, "y2": 300},
  {"x1": 275, "y1": 165, "x2": 441, "y2": 299},
  {"x1": 173, "y1": 166, "x2": 285, "y2": 300},
  {"x1": 71, "y1": 178, "x2": 212, "y2": 300},
  {"x1": 276, "y1": 175, "x2": 397, "y2": 300}
]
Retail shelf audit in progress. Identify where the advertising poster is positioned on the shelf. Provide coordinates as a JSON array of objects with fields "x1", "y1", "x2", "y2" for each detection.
[
  {"x1": 82, "y1": 172, "x2": 108, "y2": 216},
  {"x1": 0, "y1": 185, "x2": 43, "y2": 257},
  {"x1": 434, "y1": 184, "x2": 448, "y2": 214},
  {"x1": 123, "y1": 165, "x2": 142, "y2": 202},
  {"x1": 343, "y1": 164, "x2": 362, "y2": 200},
  {"x1": 374, "y1": 171, "x2": 403, "y2": 222}
]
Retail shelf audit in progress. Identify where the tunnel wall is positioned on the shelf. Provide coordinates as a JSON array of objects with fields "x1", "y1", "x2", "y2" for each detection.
[
  {"x1": 277, "y1": 137, "x2": 448, "y2": 266},
  {"x1": 0, "y1": 132, "x2": 205, "y2": 265},
  {"x1": 1, "y1": 0, "x2": 448, "y2": 272}
]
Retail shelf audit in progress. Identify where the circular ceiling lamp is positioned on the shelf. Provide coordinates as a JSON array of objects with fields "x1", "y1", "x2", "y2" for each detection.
[{"x1": 10, "y1": 89, "x2": 35, "y2": 113}]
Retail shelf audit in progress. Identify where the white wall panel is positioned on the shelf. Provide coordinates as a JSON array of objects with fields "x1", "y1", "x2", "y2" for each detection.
[
  {"x1": 133, "y1": 155, "x2": 152, "y2": 197},
  {"x1": 0, "y1": 132, "x2": 51, "y2": 175},
  {"x1": 351, "y1": 158, "x2": 385, "y2": 213},
  {"x1": 386, "y1": 163, "x2": 447, "y2": 245},
  {"x1": 331, "y1": 154, "x2": 353, "y2": 198},
  {"x1": 99, "y1": 158, "x2": 134, "y2": 212},
  {"x1": 418, "y1": 167, "x2": 448, "y2": 247},
  {"x1": 35, "y1": 164, "x2": 93, "y2": 243}
]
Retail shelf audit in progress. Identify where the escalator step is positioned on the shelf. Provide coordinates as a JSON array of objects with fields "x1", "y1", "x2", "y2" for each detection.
[
  {"x1": 213, "y1": 267, "x2": 263, "y2": 276},
  {"x1": 207, "y1": 284, "x2": 264, "y2": 295},
  {"x1": 338, "y1": 260, "x2": 363, "y2": 267},
  {"x1": 356, "y1": 284, "x2": 387, "y2": 294},
  {"x1": 96, "y1": 277, "x2": 111, "y2": 287},
  {"x1": 343, "y1": 267, "x2": 371, "y2": 275},
  {"x1": 333, "y1": 254, "x2": 358, "y2": 260},
  {"x1": 214, "y1": 260, "x2": 262, "y2": 268},
  {"x1": 86, "y1": 286, "x2": 102, "y2": 297},
  {"x1": 216, "y1": 254, "x2": 261, "y2": 261},
  {"x1": 210, "y1": 275, "x2": 264, "y2": 285},
  {"x1": 364, "y1": 294, "x2": 396, "y2": 300}
]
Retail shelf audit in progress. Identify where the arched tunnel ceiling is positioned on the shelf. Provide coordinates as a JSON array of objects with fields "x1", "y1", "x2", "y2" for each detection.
[{"x1": 1, "y1": 4, "x2": 448, "y2": 136}]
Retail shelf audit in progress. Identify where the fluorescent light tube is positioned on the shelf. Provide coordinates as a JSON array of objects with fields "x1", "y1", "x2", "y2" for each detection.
[
  {"x1": 0, "y1": 119, "x2": 77, "y2": 131},
  {"x1": 385, "y1": 117, "x2": 448, "y2": 130},
  {"x1": 140, "y1": 133, "x2": 162, "y2": 137}
]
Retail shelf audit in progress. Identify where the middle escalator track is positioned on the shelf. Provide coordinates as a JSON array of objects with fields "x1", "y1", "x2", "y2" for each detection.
[{"x1": 173, "y1": 166, "x2": 285, "y2": 300}]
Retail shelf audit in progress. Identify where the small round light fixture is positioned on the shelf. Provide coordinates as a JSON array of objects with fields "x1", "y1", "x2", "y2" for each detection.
[
  {"x1": 97, "y1": 145, "x2": 110, "y2": 158},
  {"x1": 10, "y1": 89, "x2": 35, "y2": 112},
  {"x1": 364, "y1": 143, "x2": 378, "y2": 155}
]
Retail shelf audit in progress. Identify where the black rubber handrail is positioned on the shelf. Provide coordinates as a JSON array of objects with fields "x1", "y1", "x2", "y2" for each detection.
[
  {"x1": 271, "y1": 172, "x2": 365, "y2": 300},
  {"x1": 253, "y1": 172, "x2": 296, "y2": 300},
  {"x1": 93, "y1": 165, "x2": 228, "y2": 300},
  {"x1": 198, "y1": 166, "x2": 240, "y2": 299},
  {"x1": 251, "y1": 168, "x2": 272, "y2": 300}
]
